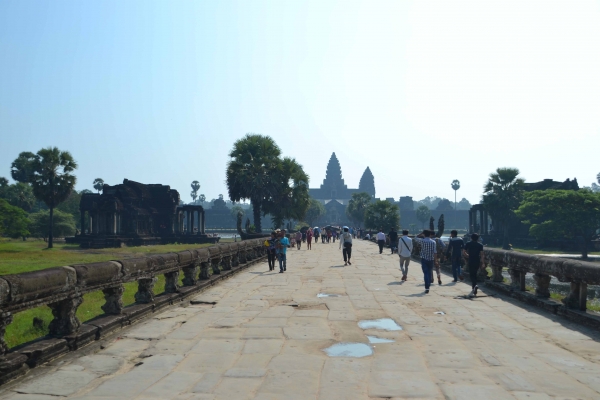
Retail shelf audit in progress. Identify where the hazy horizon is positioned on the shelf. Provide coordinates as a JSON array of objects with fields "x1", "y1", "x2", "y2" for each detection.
[{"x1": 1, "y1": 1, "x2": 599, "y2": 205}]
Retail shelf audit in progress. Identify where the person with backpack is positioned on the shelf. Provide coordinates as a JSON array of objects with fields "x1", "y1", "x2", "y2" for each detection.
[
  {"x1": 266, "y1": 231, "x2": 278, "y2": 271},
  {"x1": 398, "y1": 230, "x2": 413, "y2": 281},
  {"x1": 389, "y1": 227, "x2": 399, "y2": 254},
  {"x1": 339, "y1": 226, "x2": 353, "y2": 266},
  {"x1": 313, "y1": 227, "x2": 320, "y2": 245}
]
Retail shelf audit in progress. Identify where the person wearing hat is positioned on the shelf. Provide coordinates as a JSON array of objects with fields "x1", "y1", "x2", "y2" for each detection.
[{"x1": 339, "y1": 226, "x2": 353, "y2": 266}]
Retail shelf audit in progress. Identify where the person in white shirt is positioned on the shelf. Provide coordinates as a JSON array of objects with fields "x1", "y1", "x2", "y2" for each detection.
[
  {"x1": 397, "y1": 230, "x2": 413, "y2": 281},
  {"x1": 376, "y1": 229, "x2": 386, "y2": 254}
]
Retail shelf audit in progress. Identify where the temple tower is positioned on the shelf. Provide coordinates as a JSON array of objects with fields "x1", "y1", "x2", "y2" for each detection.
[{"x1": 358, "y1": 167, "x2": 376, "y2": 198}]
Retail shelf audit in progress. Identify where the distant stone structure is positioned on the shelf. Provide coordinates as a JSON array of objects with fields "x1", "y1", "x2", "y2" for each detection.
[{"x1": 67, "y1": 179, "x2": 218, "y2": 248}]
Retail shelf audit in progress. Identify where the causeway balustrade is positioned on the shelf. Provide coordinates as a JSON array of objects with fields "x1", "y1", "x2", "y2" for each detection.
[{"x1": 0, "y1": 239, "x2": 267, "y2": 384}]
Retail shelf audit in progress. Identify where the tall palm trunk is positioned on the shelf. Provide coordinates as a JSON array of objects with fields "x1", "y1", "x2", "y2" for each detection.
[
  {"x1": 252, "y1": 200, "x2": 262, "y2": 233},
  {"x1": 48, "y1": 206, "x2": 54, "y2": 249}
]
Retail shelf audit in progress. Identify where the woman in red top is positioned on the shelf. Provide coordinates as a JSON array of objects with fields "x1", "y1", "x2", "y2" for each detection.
[{"x1": 306, "y1": 228, "x2": 313, "y2": 250}]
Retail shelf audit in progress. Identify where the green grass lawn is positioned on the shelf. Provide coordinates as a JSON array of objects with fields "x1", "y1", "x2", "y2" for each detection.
[{"x1": 0, "y1": 238, "x2": 232, "y2": 348}]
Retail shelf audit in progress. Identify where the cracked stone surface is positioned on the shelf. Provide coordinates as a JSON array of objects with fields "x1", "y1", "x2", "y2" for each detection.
[{"x1": 2, "y1": 240, "x2": 600, "y2": 399}]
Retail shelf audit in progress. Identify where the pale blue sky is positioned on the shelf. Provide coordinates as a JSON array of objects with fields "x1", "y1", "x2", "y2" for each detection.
[{"x1": 1, "y1": 0, "x2": 599, "y2": 204}]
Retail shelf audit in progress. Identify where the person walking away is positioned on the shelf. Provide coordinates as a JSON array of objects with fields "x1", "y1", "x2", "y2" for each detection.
[
  {"x1": 413, "y1": 230, "x2": 438, "y2": 294},
  {"x1": 313, "y1": 227, "x2": 320, "y2": 245},
  {"x1": 376, "y1": 229, "x2": 386, "y2": 254},
  {"x1": 277, "y1": 230, "x2": 290, "y2": 273},
  {"x1": 431, "y1": 234, "x2": 446, "y2": 285},
  {"x1": 267, "y1": 231, "x2": 278, "y2": 271},
  {"x1": 302, "y1": 231, "x2": 307, "y2": 243},
  {"x1": 339, "y1": 226, "x2": 353, "y2": 266},
  {"x1": 295, "y1": 231, "x2": 302, "y2": 250},
  {"x1": 398, "y1": 230, "x2": 413, "y2": 281},
  {"x1": 463, "y1": 233, "x2": 485, "y2": 296},
  {"x1": 327, "y1": 229, "x2": 332, "y2": 243},
  {"x1": 332, "y1": 229, "x2": 337, "y2": 243},
  {"x1": 307, "y1": 228, "x2": 313, "y2": 250},
  {"x1": 389, "y1": 228, "x2": 399, "y2": 254},
  {"x1": 446, "y1": 230, "x2": 465, "y2": 282}
]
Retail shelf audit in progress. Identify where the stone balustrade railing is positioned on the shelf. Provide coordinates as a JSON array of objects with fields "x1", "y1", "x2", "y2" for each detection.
[
  {"x1": 0, "y1": 239, "x2": 267, "y2": 384},
  {"x1": 411, "y1": 241, "x2": 600, "y2": 313}
]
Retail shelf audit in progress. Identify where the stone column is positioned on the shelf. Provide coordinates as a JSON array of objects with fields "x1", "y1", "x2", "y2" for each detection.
[
  {"x1": 491, "y1": 264, "x2": 503, "y2": 282},
  {"x1": 199, "y1": 261, "x2": 211, "y2": 280},
  {"x1": 182, "y1": 264, "x2": 199, "y2": 286},
  {"x1": 533, "y1": 273, "x2": 551, "y2": 298},
  {"x1": 0, "y1": 312, "x2": 13, "y2": 355},
  {"x1": 101, "y1": 285, "x2": 124, "y2": 314},
  {"x1": 468, "y1": 210, "x2": 473, "y2": 232},
  {"x1": 113, "y1": 213, "x2": 117, "y2": 235},
  {"x1": 483, "y1": 210, "x2": 488, "y2": 234},
  {"x1": 508, "y1": 269, "x2": 521, "y2": 290},
  {"x1": 135, "y1": 277, "x2": 157, "y2": 303},
  {"x1": 48, "y1": 296, "x2": 83, "y2": 336},
  {"x1": 201, "y1": 210, "x2": 206, "y2": 234},
  {"x1": 221, "y1": 255, "x2": 232, "y2": 271},
  {"x1": 164, "y1": 271, "x2": 180, "y2": 293},
  {"x1": 211, "y1": 257, "x2": 222, "y2": 275},
  {"x1": 89, "y1": 214, "x2": 93, "y2": 235},
  {"x1": 80, "y1": 210, "x2": 85, "y2": 235}
]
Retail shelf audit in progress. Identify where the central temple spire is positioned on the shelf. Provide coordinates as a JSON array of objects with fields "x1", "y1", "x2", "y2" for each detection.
[{"x1": 324, "y1": 152, "x2": 343, "y2": 184}]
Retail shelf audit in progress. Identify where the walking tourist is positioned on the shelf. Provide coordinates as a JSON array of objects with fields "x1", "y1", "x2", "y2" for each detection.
[
  {"x1": 463, "y1": 233, "x2": 485, "y2": 297},
  {"x1": 389, "y1": 227, "x2": 398, "y2": 254},
  {"x1": 332, "y1": 229, "x2": 337, "y2": 243},
  {"x1": 307, "y1": 228, "x2": 313, "y2": 250},
  {"x1": 431, "y1": 233, "x2": 446, "y2": 285},
  {"x1": 322, "y1": 228, "x2": 326, "y2": 243},
  {"x1": 376, "y1": 229, "x2": 386, "y2": 254},
  {"x1": 446, "y1": 230, "x2": 465, "y2": 282},
  {"x1": 277, "y1": 230, "x2": 290, "y2": 273},
  {"x1": 398, "y1": 230, "x2": 413, "y2": 281},
  {"x1": 295, "y1": 230, "x2": 302, "y2": 250},
  {"x1": 413, "y1": 230, "x2": 438, "y2": 294},
  {"x1": 313, "y1": 227, "x2": 320, "y2": 244},
  {"x1": 267, "y1": 231, "x2": 277, "y2": 271},
  {"x1": 339, "y1": 226, "x2": 353, "y2": 266},
  {"x1": 327, "y1": 229, "x2": 332, "y2": 243}
]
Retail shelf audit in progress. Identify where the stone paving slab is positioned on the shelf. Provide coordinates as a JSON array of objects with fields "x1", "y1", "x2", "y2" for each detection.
[{"x1": 2, "y1": 240, "x2": 600, "y2": 399}]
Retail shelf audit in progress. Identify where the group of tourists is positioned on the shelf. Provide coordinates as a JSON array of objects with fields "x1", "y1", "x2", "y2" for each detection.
[
  {"x1": 265, "y1": 229, "x2": 290, "y2": 273},
  {"x1": 392, "y1": 229, "x2": 485, "y2": 297}
]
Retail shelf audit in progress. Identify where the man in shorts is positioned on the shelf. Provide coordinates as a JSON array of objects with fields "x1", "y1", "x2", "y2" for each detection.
[
  {"x1": 463, "y1": 233, "x2": 485, "y2": 297},
  {"x1": 398, "y1": 230, "x2": 413, "y2": 281}
]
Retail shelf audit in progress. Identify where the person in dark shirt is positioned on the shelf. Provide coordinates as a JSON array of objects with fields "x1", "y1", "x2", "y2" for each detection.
[
  {"x1": 463, "y1": 233, "x2": 485, "y2": 297},
  {"x1": 445, "y1": 230, "x2": 465, "y2": 282},
  {"x1": 388, "y1": 228, "x2": 398, "y2": 254}
]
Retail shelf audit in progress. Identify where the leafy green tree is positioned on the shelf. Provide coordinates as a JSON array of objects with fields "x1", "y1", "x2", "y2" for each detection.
[
  {"x1": 93, "y1": 178, "x2": 104, "y2": 193},
  {"x1": 346, "y1": 192, "x2": 372, "y2": 226},
  {"x1": 456, "y1": 198, "x2": 472, "y2": 210},
  {"x1": 304, "y1": 199, "x2": 325, "y2": 226},
  {"x1": 56, "y1": 190, "x2": 83, "y2": 229},
  {"x1": 436, "y1": 199, "x2": 453, "y2": 211},
  {"x1": 416, "y1": 196, "x2": 442, "y2": 209},
  {"x1": 364, "y1": 200, "x2": 400, "y2": 232},
  {"x1": 0, "y1": 182, "x2": 36, "y2": 211},
  {"x1": 30, "y1": 147, "x2": 78, "y2": 248},
  {"x1": 0, "y1": 199, "x2": 30, "y2": 239},
  {"x1": 190, "y1": 180, "x2": 200, "y2": 202},
  {"x1": 198, "y1": 194, "x2": 206, "y2": 204},
  {"x1": 482, "y1": 167, "x2": 525, "y2": 249},
  {"x1": 10, "y1": 152, "x2": 37, "y2": 183},
  {"x1": 29, "y1": 210, "x2": 76, "y2": 240},
  {"x1": 226, "y1": 134, "x2": 281, "y2": 233},
  {"x1": 264, "y1": 157, "x2": 310, "y2": 229},
  {"x1": 416, "y1": 205, "x2": 430, "y2": 229},
  {"x1": 516, "y1": 190, "x2": 600, "y2": 259}
]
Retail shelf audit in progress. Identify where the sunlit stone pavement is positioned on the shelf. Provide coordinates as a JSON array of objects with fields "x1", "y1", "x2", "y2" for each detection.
[{"x1": 3, "y1": 240, "x2": 600, "y2": 399}]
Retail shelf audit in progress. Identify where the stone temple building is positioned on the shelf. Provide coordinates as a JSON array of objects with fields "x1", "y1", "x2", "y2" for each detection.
[
  {"x1": 308, "y1": 152, "x2": 375, "y2": 225},
  {"x1": 68, "y1": 179, "x2": 218, "y2": 248}
]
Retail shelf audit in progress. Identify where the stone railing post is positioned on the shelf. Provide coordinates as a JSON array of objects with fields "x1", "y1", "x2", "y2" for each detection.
[
  {"x1": 491, "y1": 264, "x2": 503, "y2": 282},
  {"x1": 221, "y1": 255, "x2": 232, "y2": 271},
  {"x1": 231, "y1": 252, "x2": 239, "y2": 268},
  {"x1": 182, "y1": 264, "x2": 199, "y2": 286},
  {"x1": 48, "y1": 296, "x2": 83, "y2": 336},
  {"x1": 164, "y1": 271, "x2": 180, "y2": 293},
  {"x1": 199, "y1": 261, "x2": 211, "y2": 280},
  {"x1": 211, "y1": 257, "x2": 221, "y2": 275},
  {"x1": 533, "y1": 273, "x2": 551, "y2": 298},
  {"x1": 508, "y1": 269, "x2": 521, "y2": 290},
  {"x1": 0, "y1": 312, "x2": 13, "y2": 355},
  {"x1": 563, "y1": 282, "x2": 588, "y2": 311},
  {"x1": 101, "y1": 285, "x2": 124, "y2": 315},
  {"x1": 239, "y1": 248, "x2": 247, "y2": 264},
  {"x1": 135, "y1": 277, "x2": 157, "y2": 303}
]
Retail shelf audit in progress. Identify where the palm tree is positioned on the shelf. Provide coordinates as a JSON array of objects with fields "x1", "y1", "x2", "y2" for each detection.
[
  {"x1": 451, "y1": 180, "x2": 460, "y2": 228},
  {"x1": 416, "y1": 205, "x2": 430, "y2": 229},
  {"x1": 190, "y1": 180, "x2": 200, "y2": 202},
  {"x1": 10, "y1": 151, "x2": 37, "y2": 183},
  {"x1": 226, "y1": 134, "x2": 281, "y2": 233},
  {"x1": 93, "y1": 178, "x2": 104, "y2": 193},
  {"x1": 30, "y1": 147, "x2": 78, "y2": 248},
  {"x1": 482, "y1": 167, "x2": 525, "y2": 249}
]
